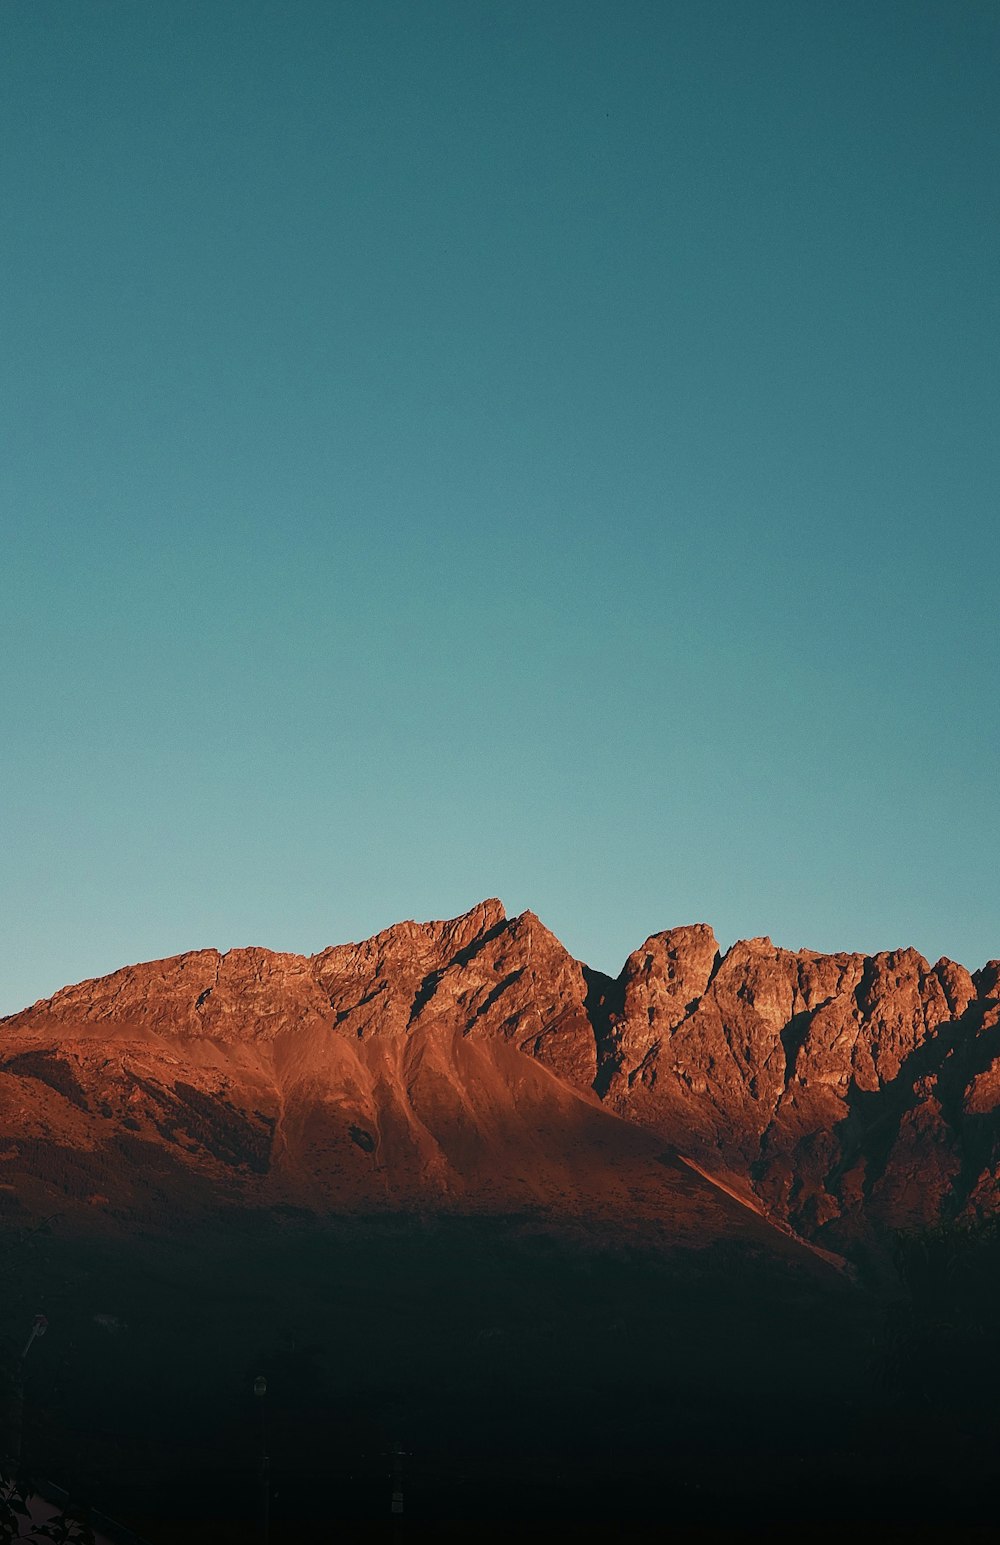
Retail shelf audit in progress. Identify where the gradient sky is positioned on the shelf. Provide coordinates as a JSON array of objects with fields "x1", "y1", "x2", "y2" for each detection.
[{"x1": 2, "y1": 0, "x2": 998, "y2": 1012}]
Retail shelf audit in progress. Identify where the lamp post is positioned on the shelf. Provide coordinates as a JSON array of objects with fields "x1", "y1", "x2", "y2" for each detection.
[
  {"x1": 253, "y1": 1375, "x2": 269, "y2": 1543},
  {"x1": 390, "y1": 1440, "x2": 405, "y2": 1527},
  {"x1": 5, "y1": 1316, "x2": 48, "y2": 1473}
]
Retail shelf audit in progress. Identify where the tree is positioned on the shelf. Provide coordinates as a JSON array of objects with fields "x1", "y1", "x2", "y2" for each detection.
[{"x1": 0, "y1": 1470, "x2": 94, "y2": 1545}]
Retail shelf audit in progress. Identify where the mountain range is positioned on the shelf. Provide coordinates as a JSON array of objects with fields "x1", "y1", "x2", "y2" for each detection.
[{"x1": 4, "y1": 898, "x2": 998, "y2": 1262}]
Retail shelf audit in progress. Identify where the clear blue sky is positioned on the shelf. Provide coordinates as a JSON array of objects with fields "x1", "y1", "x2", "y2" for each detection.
[{"x1": 2, "y1": 1, "x2": 998, "y2": 1012}]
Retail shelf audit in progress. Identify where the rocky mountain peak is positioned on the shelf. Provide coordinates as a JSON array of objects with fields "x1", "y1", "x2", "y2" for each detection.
[{"x1": 3, "y1": 902, "x2": 999, "y2": 1258}]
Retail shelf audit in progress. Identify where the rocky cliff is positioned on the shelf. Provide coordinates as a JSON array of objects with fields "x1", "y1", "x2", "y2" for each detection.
[{"x1": 3, "y1": 900, "x2": 998, "y2": 1255}]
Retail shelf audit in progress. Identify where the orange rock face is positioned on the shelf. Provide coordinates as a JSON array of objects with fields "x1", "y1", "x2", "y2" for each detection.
[
  {"x1": 2, "y1": 900, "x2": 998, "y2": 1253},
  {"x1": 603, "y1": 929, "x2": 998, "y2": 1245}
]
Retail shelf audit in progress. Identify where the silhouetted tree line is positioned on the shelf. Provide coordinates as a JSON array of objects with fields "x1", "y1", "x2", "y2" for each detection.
[{"x1": 0, "y1": 1469, "x2": 94, "y2": 1545}]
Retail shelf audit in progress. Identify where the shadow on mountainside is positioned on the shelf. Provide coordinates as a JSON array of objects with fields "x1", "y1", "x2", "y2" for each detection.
[{"x1": 2, "y1": 1210, "x2": 999, "y2": 1539}]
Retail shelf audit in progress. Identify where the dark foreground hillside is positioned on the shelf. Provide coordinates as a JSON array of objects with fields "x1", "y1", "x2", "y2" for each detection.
[{"x1": 4, "y1": 1211, "x2": 1000, "y2": 1540}]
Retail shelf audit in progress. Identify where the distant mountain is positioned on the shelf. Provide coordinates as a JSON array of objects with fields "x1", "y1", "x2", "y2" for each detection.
[{"x1": 3, "y1": 899, "x2": 998, "y2": 1258}]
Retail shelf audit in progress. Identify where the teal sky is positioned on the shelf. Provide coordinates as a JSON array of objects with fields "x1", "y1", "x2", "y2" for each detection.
[{"x1": 3, "y1": 1, "x2": 998, "y2": 1012}]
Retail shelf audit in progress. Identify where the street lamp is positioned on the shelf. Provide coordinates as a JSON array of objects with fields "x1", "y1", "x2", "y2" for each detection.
[
  {"x1": 253, "y1": 1375, "x2": 269, "y2": 1543},
  {"x1": 391, "y1": 1441, "x2": 405, "y2": 1520},
  {"x1": 7, "y1": 1317, "x2": 49, "y2": 1474}
]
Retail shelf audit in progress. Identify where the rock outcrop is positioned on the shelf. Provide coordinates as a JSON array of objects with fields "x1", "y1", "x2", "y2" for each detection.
[
  {"x1": 601, "y1": 926, "x2": 1000, "y2": 1248},
  {"x1": 2, "y1": 900, "x2": 999, "y2": 1255}
]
